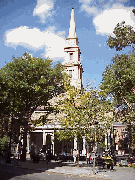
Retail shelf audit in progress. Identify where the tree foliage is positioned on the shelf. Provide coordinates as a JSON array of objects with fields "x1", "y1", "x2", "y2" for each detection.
[
  {"x1": 100, "y1": 52, "x2": 135, "y2": 105},
  {"x1": 100, "y1": 21, "x2": 135, "y2": 147},
  {"x1": 56, "y1": 85, "x2": 113, "y2": 144},
  {"x1": 0, "y1": 136, "x2": 10, "y2": 154},
  {"x1": 100, "y1": 21, "x2": 135, "y2": 107},
  {"x1": 107, "y1": 21, "x2": 135, "y2": 51},
  {"x1": 0, "y1": 53, "x2": 65, "y2": 159}
]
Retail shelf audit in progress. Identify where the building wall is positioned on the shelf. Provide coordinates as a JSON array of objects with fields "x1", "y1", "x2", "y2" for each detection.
[
  {"x1": 64, "y1": 47, "x2": 80, "y2": 64},
  {"x1": 113, "y1": 123, "x2": 128, "y2": 155}
]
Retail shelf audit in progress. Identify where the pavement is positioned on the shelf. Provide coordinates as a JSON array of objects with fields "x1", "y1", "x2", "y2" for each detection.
[{"x1": 0, "y1": 154, "x2": 135, "y2": 180}]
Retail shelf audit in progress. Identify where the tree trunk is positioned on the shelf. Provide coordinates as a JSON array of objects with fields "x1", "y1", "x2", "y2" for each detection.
[
  {"x1": 77, "y1": 144, "x2": 79, "y2": 166},
  {"x1": 6, "y1": 117, "x2": 13, "y2": 164},
  {"x1": 6, "y1": 131, "x2": 12, "y2": 163},
  {"x1": 93, "y1": 129, "x2": 96, "y2": 174},
  {"x1": 128, "y1": 125, "x2": 132, "y2": 156}
]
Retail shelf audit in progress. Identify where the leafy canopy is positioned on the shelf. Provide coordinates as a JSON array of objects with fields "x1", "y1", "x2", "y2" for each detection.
[
  {"x1": 100, "y1": 52, "x2": 135, "y2": 105},
  {"x1": 107, "y1": 21, "x2": 135, "y2": 51},
  {"x1": 56, "y1": 85, "x2": 113, "y2": 143},
  {"x1": 0, "y1": 53, "x2": 65, "y2": 136},
  {"x1": 100, "y1": 20, "x2": 135, "y2": 131}
]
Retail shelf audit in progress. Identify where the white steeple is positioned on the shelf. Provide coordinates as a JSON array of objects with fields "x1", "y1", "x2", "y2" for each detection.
[
  {"x1": 67, "y1": 8, "x2": 77, "y2": 39},
  {"x1": 65, "y1": 8, "x2": 78, "y2": 47},
  {"x1": 63, "y1": 8, "x2": 83, "y2": 90}
]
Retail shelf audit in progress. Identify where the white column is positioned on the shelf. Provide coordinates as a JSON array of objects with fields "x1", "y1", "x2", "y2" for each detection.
[
  {"x1": 108, "y1": 132, "x2": 111, "y2": 147},
  {"x1": 27, "y1": 133, "x2": 30, "y2": 153},
  {"x1": 16, "y1": 133, "x2": 21, "y2": 153},
  {"x1": 51, "y1": 132, "x2": 54, "y2": 155},
  {"x1": 43, "y1": 131, "x2": 46, "y2": 145},
  {"x1": 74, "y1": 136, "x2": 77, "y2": 150},
  {"x1": 105, "y1": 134, "x2": 108, "y2": 151},
  {"x1": 82, "y1": 136, "x2": 86, "y2": 156}
]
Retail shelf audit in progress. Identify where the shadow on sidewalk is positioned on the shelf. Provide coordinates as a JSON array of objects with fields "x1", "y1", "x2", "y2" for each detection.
[
  {"x1": 0, "y1": 155, "x2": 100, "y2": 170},
  {"x1": 1, "y1": 155, "x2": 134, "y2": 180},
  {"x1": 0, "y1": 155, "x2": 91, "y2": 171},
  {"x1": 0, "y1": 156, "x2": 80, "y2": 180}
]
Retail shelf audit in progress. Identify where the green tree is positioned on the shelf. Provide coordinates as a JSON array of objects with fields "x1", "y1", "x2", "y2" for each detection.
[
  {"x1": 0, "y1": 68, "x2": 11, "y2": 138},
  {"x1": 0, "y1": 53, "x2": 64, "y2": 160},
  {"x1": 107, "y1": 21, "x2": 135, "y2": 51},
  {"x1": 100, "y1": 21, "x2": 135, "y2": 149},
  {"x1": 55, "y1": 85, "x2": 113, "y2": 164},
  {"x1": 100, "y1": 52, "x2": 135, "y2": 106},
  {"x1": 0, "y1": 136, "x2": 10, "y2": 155},
  {"x1": 100, "y1": 21, "x2": 135, "y2": 115}
]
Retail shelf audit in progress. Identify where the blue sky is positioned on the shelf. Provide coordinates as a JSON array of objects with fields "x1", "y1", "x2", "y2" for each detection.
[{"x1": 0, "y1": 0, "x2": 135, "y2": 88}]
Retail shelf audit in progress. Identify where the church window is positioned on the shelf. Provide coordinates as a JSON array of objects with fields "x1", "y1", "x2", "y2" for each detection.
[
  {"x1": 69, "y1": 70, "x2": 72, "y2": 77},
  {"x1": 69, "y1": 53, "x2": 73, "y2": 60}
]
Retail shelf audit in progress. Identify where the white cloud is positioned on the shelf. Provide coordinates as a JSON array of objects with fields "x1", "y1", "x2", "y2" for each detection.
[
  {"x1": 81, "y1": 4, "x2": 99, "y2": 15},
  {"x1": 79, "y1": 0, "x2": 92, "y2": 4},
  {"x1": 79, "y1": 0, "x2": 135, "y2": 36},
  {"x1": 33, "y1": 0, "x2": 54, "y2": 23},
  {"x1": 5, "y1": 26, "x2": 66, "y2": 60},
  {"x1": 93, "y1": 4, "x2": 135, "y2": 36}
]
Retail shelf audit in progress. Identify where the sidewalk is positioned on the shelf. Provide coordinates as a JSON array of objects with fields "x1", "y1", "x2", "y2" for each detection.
[{"x1": 0, "y1": 156, "x2": 135, "y2": 180}]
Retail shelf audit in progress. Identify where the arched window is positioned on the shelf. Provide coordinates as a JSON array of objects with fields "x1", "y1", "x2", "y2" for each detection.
[{"x1": 69, "y1": 53, "x2": 73, "y2": 60}]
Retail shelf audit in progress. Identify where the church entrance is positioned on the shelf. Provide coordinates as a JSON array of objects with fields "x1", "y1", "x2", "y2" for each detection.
[
  {"x1": 46, "y1": 134, "x2": 52, "y2": 150},
  {"x1": 30, "y1": 132, "x2": 42, "y2": 151}
]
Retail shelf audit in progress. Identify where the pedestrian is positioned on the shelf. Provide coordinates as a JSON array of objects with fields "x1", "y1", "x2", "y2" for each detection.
[
  {"x1": 86, "y1": 152, "x2": 90, "y2": 164},
  {"x1": 89, "y1": 154, "x2": 93, "y2": 164},
  {"x1": 18, "y1": 141, "x2": 22, "y2": 160},
  {"x1": 46, "y1": 149, "x2": 52, "y2": 163},
  {"x1": 30, "y1": 142, "x2": 36, "y2": 162},
  {"x1": 112, "y1": 154, "x2": 117, "y2": 165},
  {"x1": 73, "y1": 149, "x2": 77, "y2": 163},
  {"x1": 130, "y1": 156, "x2": 133, "y2": 165}
]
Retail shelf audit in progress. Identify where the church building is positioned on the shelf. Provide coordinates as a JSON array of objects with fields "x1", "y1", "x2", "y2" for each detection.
[{"x1": 28, "y1": 8, "x2": 86, "y2": 157}]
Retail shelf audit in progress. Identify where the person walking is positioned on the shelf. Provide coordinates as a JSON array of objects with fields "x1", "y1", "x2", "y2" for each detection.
[
  {"x1": 73, "y1": 149, "x2": 77, "y2": 163},
  {"x1": 18, "y1": 142, "x2": 22, "y2": 160},
  {"x1": 87, "y1": 152, "x2": 90, "y2": 165},
  {"x1": 30, "y1": 142, "x2": 36, "y2": 162},
  {"x1": 89, "y1": 154, "x2": 92, "y2": 164}
]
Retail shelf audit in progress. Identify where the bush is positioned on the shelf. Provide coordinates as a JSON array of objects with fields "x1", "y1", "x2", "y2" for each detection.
[{"x1": 0, "y1": 136, "x2": 10, "y2": 155}]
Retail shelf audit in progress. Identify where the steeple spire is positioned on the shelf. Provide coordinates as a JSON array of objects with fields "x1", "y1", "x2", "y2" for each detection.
[
  {"x1": 67, "y1": 8, "x2": 77, "y2": 39},
  {"x1": 63, "y1": 8, "x2": 83, "y2": 90}
]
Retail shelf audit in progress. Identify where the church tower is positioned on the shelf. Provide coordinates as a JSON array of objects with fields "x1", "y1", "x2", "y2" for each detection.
[{"x1": 63, "y1": 8, "x2": 83, "y2": 90}]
